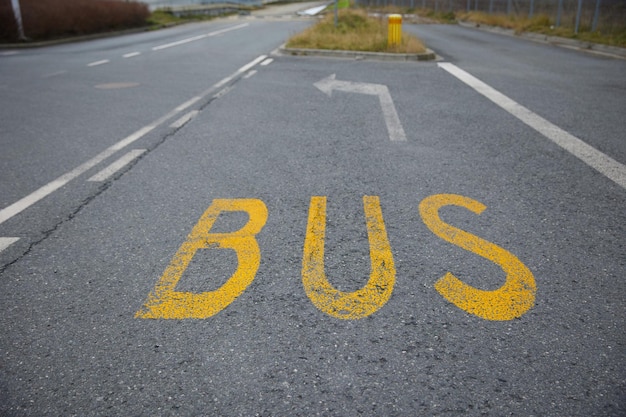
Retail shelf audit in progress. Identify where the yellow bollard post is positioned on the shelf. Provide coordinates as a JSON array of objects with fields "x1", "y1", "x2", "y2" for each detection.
[{"x1": 388, "y1": 14, "x2": 402, "y2": 47}]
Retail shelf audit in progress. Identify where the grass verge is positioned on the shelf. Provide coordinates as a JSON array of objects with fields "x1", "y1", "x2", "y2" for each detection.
[
  {"x1": 457, "y1": 11, "x2": 626, "y2": 48},
  {"x1": 147, "y1": 7, "x2": 247, "y2": 28},
  {"x1": 286, "y1": 9, "x2": 426, "y2": 54}
]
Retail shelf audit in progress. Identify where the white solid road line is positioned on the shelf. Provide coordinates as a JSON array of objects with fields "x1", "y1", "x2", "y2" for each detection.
[
  {"x1": 87, "y1": 59, "x2": 110, "y2": 67},
  {"x1": 88, "y1": 149, "x2": 147, "y2": 182},
  {"x1": 0, "y1": 237, "x2": 19, "y2": 253},
  {"x1": 152, "y1": 23, "x2": 249, "y2": 51},
  {"x1": 152, "y1": 34, "x2": 208, "y2": 51},
  {"x1": 438, "y1": 62, "x2": 626, "y2": 190},
  {"x1": 123, "y1": 52, "x2": 141, "y2": 58},
  {"x1": 260, "y1": 58, "x2": 274, "y2": 66},
  {"x1": 0, "y1": 55, "x2": 269, "y2": 226},
  {"x1": 208, "y1": 23, "x2": 249, "y2": 37}
]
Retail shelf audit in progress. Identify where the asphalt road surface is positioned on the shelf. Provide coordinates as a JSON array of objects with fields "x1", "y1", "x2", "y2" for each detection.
[{"x1": 1, "y1": 8, "x2": 625, "y2": 416}]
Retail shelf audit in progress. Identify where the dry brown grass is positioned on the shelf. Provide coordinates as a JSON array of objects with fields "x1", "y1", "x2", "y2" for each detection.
[
  {"x1": 457, "y1": 10, "x2": 626, "y2": 47},
  {"x1": 0, "y1": 0, "x2": 149, "y2": 42},
  {"x1": 457, "y1": 11, "x2": 551, "y2": 34},
  {"x1": 286, "y1": 9, "x2": 426, "y2": 54}
]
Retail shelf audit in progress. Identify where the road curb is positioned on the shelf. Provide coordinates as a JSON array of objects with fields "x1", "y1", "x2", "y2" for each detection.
[
  {"x1": 279, "y1": 46, "x2": 437, "y2": 61},
  {"x1": 457, "y1": 20, "x2": 626, "y2": 59}
]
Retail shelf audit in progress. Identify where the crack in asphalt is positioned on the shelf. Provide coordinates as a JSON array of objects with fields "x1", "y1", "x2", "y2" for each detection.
[{"x1": 0, "y1": 79, "x2": 240, "y2": 276}]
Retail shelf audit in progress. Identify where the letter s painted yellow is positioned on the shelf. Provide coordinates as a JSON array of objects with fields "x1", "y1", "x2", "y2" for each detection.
[{"x1": 419, "y1": 194, "x2": 536, "y2": 321}]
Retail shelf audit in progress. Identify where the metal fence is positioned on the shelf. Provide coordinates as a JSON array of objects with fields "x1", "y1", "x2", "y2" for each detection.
[{"x1": 357, "y1": 0, "x2": 626, "y2": 33}]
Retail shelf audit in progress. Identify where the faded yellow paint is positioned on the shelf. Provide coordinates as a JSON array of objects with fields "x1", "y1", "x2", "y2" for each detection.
[
  {"x1": 419, "y1": 194, "x2": 536, "y2": 321},
  {"x1": 302, "y1": 196, "x2": 396, "y2": 319},
  {"x1": 135, "y1": 199, "x2": 267, "y2": 319}
]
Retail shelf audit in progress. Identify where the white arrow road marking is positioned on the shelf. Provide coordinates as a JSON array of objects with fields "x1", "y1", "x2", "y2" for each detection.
[{"x1": 314, "y1": 74, "x2": 407, "y2": 142}]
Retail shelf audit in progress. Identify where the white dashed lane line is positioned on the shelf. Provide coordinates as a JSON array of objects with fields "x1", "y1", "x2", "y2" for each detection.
[
  {"x1": 87, "y1": 59, "x2": 110, "y2": 67},
  {"x1": 243, "y1": 70, "x2": 257, "y2": 79},
  {"x1": 87, "y1": 149, "x2": 147, "y2": 182},
  {"x1": 0, "y1": 55, "x2": 269, "y2": 227},
  {"x1": 83, "y1": 23, "x2": 249, "y2": 68},
  {"x1": 170, "y1": 111, "x2": 199, "y2": 129},
  {"x1": 0, "y1": 237, "x2": 19, "y2": 253}
]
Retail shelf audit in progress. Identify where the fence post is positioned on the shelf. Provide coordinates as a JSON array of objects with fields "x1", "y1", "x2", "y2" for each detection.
[
  {"x1": 591, "y1": 0, "x2": 601, "y2": 32},
  {"x1": 507, "y1": 0, "x2": 512, "y2": 15},
  {"x1": 528, "y1": 0, "x2": 534, "y2": 19},
  {"x1": 556, "y1": 0, "x2": 563, "y2": 26},
  {"x1": 575, "y1": 0, "x2": 583, "y2": 34},
  {"x1": 467, "y1": 0, "x2": 470, "y2": 13},
  {"x1": 489, "y1": 0, "x2": 493, "y2": 14}
]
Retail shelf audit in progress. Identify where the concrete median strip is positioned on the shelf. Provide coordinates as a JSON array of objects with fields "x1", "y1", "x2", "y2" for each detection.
[{"x1": 280, "y1": 45, "x2": 437, "y2": 61}]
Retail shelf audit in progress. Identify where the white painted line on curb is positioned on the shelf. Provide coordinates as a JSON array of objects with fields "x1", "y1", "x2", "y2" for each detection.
[
  {"x1": 88, "y1": 149, "x2": 147, "y2": 182},
  {"x1": 0, "y1": 54, "x2": 270, "y2": 226},
  {"x1": 123, "y1": 52, "x2": 141, "y2": 58},
  {"x1": 170, "y1": 110, "x2": 199, "y2": 129},
  {"x1": 88, "y1": 59, "x2": 110, "y2": 67},
  {"x1": 0, "y1": 237, "x2": 19, "y2": 253},
  {"x1": 152, "y1": 23, "x2": 249, "y2": 51},
  {"x1": 438, "y1": 62, "x2": 626, "y2": 189}
]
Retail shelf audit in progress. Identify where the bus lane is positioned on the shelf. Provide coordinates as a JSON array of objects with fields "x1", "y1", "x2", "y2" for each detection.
[{"x1": 0, "y1": 54, "x2": 624, "y2": 416}]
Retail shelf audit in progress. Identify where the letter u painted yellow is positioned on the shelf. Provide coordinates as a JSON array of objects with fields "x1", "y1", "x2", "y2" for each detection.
[
  {"x1": 302, "y1": 196, "x2": 396, "y2": 319},
  {"x1": 419, "y1": 194, "x2": 536, "y2": 321},
  {"x1": 136, "y1": 199, "x2": 267, "y2": 319}
]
